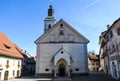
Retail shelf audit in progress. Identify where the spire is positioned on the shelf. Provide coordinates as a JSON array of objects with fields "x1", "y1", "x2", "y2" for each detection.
[
  {"x1": 48, "y1": 5, "x2": 54, "y2": 16},
  {"x1": 44, "y1": 2, "x2": 56, "y2": 21},
  {"x1": 50, "y1": 0, "x2": 52, "y2": 6},
  {"x1": 44, "y1": 1, "x2": 56, "y2": 33}
]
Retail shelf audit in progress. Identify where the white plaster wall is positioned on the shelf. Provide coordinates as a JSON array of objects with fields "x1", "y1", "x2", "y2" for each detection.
[
  {"x1": 0, "y1": 56, "x2": 22, "y2": 81},
  {"x1": 105, "y1": 20, "x2": 120, "y2": 78},
  {"x1": 41, "y1": 23, "x2": 87, "y2": 43},
  {"x1": 44, "y1": 20, "x2": 56, "y2": 30},
  {"x1": 110, "y1": 60, "x2": 119, "y2": 78},
  {"x1": 36, "y1": 43, "x2": 87, "y2": 74},
  {"x1": 36, "y1": 44, "x2": 40, "y2": 73},
  {"x1": 104, "y1": 56, "x2": 111, "y2": 75}
]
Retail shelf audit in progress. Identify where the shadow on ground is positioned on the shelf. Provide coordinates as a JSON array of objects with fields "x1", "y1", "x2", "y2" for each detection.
[{"x1": 71, "y1": 72, "x2": 118, "y2": 81}]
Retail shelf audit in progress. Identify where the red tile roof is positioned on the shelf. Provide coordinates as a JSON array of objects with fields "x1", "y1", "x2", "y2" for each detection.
[
  {"x1": 88, "y1": 54, "x2": 99, "y2": 60},
  {"x1": 0, "y1": 32, "x2": 23, "y2": 59},
  {"x1": 32, "y1": 56, "x2": 37, "y2": 61}
]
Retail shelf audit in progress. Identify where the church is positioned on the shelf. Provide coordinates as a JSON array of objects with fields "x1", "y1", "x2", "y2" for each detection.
[{"x1": 35, "y1": 4, "x2": 89, "y2": 78}]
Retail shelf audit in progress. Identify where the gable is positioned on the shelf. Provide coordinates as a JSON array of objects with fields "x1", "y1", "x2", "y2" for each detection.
[
  {"x1": 54, "y1": 47, "x2": 71, "y2": 58},
  {"x1": 51, "y1": 47, "x2": 73, "y2": 65},
  {"x1": 35, "y1": 19, "x2": 89, "y2": 44}
]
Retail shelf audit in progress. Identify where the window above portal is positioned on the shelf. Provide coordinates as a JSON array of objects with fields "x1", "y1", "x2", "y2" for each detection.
[{"x1": 61, "y1": 51, "x2": 64, "y2": 54}]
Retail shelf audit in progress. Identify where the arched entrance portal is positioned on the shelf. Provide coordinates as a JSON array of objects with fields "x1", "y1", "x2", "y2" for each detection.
[
  {"x1": 57, "y1": 59, "x2": 67, "y2": 77},
  {"x1": 59, "y1": 64, "x2": 66, "y2": 77}
]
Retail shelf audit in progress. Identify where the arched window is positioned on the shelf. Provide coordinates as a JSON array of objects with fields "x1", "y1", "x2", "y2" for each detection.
[{"x1": 48, "y1": 24, "x2": 51, "y2": 29}]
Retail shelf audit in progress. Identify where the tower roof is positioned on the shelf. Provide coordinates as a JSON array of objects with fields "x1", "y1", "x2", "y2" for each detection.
[
  {"x1": 48, "y1": 5, "x2": 54, "y2": 16},
  {"x1": 44, "y1": 5, "x2": 56, "y2": 21}
]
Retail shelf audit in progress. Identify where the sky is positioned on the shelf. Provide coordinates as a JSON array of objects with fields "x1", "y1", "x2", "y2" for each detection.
[{"x1": 0, "y1": 0, "x2": 120, "y2": 56}]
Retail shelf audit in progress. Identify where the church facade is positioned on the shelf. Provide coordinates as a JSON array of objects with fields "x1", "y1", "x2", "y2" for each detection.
[{"x1": 35, "y1": 4, "x2": 89, "y2": 78}]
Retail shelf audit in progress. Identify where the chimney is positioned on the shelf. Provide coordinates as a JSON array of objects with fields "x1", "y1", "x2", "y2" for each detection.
[
  {"x1": 107, "y1": 24, "x2": 110, "y2": 30},
  {"x1": 25, "y1": 50, "x2": 26, "y2": 53}
]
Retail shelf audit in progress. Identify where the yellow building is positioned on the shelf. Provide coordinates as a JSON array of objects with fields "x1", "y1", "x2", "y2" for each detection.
[{"x1": 88, "y1": 54, "x2": 99, "y2": 72}]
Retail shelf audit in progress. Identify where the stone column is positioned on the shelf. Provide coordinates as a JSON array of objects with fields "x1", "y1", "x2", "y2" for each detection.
[
  {"x1": 54, "y1": 66, "x2": 57, "y2": 77},
  {"x1": 54, "y1": 67, "x2": 56, "y2": 77},
  {"x1": 68, "y1": 65, "x2": 70, "y2": 77}
]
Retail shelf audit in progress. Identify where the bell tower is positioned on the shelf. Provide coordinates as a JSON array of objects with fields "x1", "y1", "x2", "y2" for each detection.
[{"x1": 44, "y1": 3, "x2": 56, "y2": 33}]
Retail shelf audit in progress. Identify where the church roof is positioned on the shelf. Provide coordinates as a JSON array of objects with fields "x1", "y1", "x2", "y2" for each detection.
[
  {"x1": 0, "y1": 32, "x2": 23, "y2": 59},
  {"x1": 35, "y1": 19, "x2": 89, "y2": 44}
]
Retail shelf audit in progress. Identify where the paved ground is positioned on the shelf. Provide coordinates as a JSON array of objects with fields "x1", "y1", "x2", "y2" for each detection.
[
  {"x1": 11, "y1": 72, "x2": 118, "y2": 81},
  {"x1": 71, "y1": 72, "x2": 118, "y2": 81}
]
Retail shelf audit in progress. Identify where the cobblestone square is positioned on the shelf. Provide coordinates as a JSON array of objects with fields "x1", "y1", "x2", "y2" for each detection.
[{"x1": 11, "y1": 72, "x2": 118, "y2": 81}]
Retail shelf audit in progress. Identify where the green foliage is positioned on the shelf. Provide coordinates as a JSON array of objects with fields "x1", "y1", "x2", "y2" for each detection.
[
  {"x1": 6, "y1": 64, "x2": 9, "y2": 69},
  {"x1": 18, "y1": 64, "x2": 20, "y2": 68}
]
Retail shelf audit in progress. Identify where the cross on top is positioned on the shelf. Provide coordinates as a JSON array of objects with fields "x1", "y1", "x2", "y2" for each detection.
[{"x1": 50, "y1": 0, "x2": 52, "y2": 5}]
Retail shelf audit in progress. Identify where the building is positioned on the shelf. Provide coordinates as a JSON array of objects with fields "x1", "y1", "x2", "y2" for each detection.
[
  {"x1": 99, "y1": 31, "x2": 109, "y2": 74},
  {"x1": 88, "y1": 53, "x2": 99, "y2": 72},
  {"x1": 0, "y1": 32, "x2": 23, "y2": 81},
  {"x1": 21, "y1": 51, "x2": 36, "y2": 76},
  {"x1": 35, "y1": 4, "x2": 89, "y2": 78},
  {"x1": 99, "y1": 18, "x2": 120, "y2": 79}
]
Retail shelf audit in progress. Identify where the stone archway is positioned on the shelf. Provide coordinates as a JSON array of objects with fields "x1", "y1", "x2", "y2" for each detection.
[
  {"x1": 57, "y1": 59, "x2": 67, "y2": 77},
  {"x1": 59, "y1": 63, "x2": 66, "y2": 77}
]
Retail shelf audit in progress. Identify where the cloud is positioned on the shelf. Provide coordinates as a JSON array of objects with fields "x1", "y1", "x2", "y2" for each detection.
[{"x1": 82, "y1": 0, "x2": 99, "y2": 9}]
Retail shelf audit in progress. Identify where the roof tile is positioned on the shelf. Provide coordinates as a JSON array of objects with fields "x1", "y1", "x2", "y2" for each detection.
[{"x1": 0, "y1": 32, "x2": 23, "y2": 58}]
